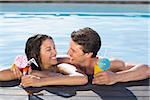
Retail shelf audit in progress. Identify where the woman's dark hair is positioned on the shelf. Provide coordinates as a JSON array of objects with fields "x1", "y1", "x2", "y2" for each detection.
[
  {"x1": 71, "y1": 27, "x2": 101, "y2": 57},
  {"x1": 25, "y1": 34, "x2": 53, "y2": 70}
]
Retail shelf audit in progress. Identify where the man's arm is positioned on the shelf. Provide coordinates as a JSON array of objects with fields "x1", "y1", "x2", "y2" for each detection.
[
  {"x1": 93, "y1": 59, "x2": 149, "y2": 85},
  {"x1": 108, "y1": 59, "x2": 135, "y2": 72},
  {"x1": 115, "y1": 64, "x2": 149, "y2": 82},
  {"x1": 57, "y1": 56, "x2": 70, "y2": 64}
]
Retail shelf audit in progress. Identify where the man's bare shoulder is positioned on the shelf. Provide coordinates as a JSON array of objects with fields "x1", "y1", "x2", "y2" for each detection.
[{"x1": 56, "y1": 55, "x2": 70, "y2": 64}]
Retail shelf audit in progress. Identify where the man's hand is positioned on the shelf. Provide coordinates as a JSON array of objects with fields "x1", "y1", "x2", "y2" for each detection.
[
  {"x1": 92, "y1": 71, "x2": 118, "y2": 85},
  {"x1": 21, "y1": 75, "x2": 41, "y2": 87}
]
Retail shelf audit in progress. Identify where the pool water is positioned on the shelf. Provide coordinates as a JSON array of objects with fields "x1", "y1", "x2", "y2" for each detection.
[{"x1": 0, "y1": 11, "x2": 149, "y2": 70}]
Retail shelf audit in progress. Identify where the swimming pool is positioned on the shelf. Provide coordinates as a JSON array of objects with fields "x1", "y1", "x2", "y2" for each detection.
[{"x1": 0, "y1": 3, "x2": 149, "y2": 70}]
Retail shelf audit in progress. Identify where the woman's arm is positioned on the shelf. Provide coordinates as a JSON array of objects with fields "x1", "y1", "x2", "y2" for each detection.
[
  {"x1": 21, "y1": 75, "x2": 88, "y2": 87},
  {"x1": 0, "y1": 68, "x2": 22, "y2": 81},
  {"x1": 31, "y1": 70, "x2": 63, "y2": 78},
  {"x1": 21, "y1": 63, "x2": 88, "y2": 87},
  {"x1": 0, "y1": 69, "x2": 15, "y2": 81}
]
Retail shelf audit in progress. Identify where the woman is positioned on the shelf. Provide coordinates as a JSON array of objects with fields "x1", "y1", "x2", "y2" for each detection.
[{"x1": 0, "y1": 34, "x2": 88, "y2": 87}]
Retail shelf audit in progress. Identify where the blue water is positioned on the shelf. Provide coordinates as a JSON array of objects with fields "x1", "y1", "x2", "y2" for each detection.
[
  {"x1": 0, "y1": 12, "x2": 149, "y2": 70},
  {"x1": 0, "y1": 3, "x2": 149, "y2": 13}
]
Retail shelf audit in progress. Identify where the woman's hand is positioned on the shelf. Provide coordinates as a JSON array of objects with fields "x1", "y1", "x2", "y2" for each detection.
[
  {"x1": 21, "y1": 75, "x2": 41, "y2": 87},
  {"x1": 10, "y1": 64, "x2": 23, "y2": 79}
]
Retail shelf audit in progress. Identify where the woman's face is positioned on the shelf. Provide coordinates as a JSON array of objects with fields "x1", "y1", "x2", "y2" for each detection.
[{"x1": 40, "y1": 39, "x2": 57, "y2": 69}]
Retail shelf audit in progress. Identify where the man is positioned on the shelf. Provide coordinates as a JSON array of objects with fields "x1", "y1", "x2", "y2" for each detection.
[{"x1": 65, "y1": 27, "x2": 149, "y2": 85}]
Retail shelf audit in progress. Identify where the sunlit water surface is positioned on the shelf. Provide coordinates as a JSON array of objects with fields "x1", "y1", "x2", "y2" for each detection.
[{"x1": 0, "y1": 12, "x2": 149, "y2": 70}]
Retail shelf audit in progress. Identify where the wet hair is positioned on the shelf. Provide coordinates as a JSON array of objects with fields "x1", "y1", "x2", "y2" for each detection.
[
  {"x1": 25, "y1": 34, "x2": 53, "y2": 70},
  {"x1": 71, "y1": 27, "x2": 101, "y2": 57}
]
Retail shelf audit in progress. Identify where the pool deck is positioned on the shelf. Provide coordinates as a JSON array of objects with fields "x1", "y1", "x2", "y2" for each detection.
[{"x1": 0, "y1": 78, "x2": 149, "y2": 100}]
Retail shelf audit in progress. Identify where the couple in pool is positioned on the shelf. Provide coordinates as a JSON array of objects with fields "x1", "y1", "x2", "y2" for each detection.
[{"x1": 0, "y1": 27, "x2": 149, "y2": 87}]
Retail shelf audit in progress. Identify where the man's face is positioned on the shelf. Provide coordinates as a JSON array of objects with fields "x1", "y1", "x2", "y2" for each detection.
[{"x1": 67, "y1": 39, "x2": 87, "y2": 65}]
